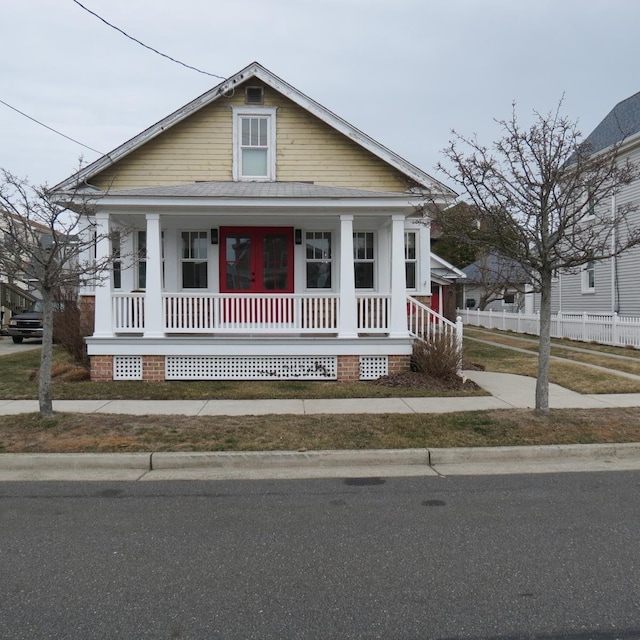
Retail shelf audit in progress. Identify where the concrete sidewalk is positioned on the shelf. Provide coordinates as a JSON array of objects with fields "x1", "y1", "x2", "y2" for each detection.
[
  {"x1": 1, "y1": 370, "x2": 639, "y2": 415},
  {"x1": 2, "y1": 370, "x2": 640, "y2": 481}
]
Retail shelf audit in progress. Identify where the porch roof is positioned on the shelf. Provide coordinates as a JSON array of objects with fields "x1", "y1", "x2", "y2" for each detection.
[
  {"x1": 87, "y1": 181, "x2": 427, "y2": 216},
  {"x1": 104, "y1": 181, "x2": 417, "y2": 199}
]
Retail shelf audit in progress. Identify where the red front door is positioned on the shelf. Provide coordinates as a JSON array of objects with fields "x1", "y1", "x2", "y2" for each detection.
[
  {"x1": 220, "y1": 227, "x2": 294, "y2": 293},
  {"x1": 220, "y1": 227, "x2": 294, "y2": 323}
]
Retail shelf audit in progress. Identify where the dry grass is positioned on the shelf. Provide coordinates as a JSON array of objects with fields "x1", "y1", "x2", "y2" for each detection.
[
  {"x1": 463, "y1": 335, "x2": 640, "y2": 394},
  {"x1": 1, "y1": 408, "x2": 640, "y2": 453}
]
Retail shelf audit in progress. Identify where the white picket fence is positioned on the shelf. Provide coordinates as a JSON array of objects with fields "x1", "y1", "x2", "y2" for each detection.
[{"x1": 457, "y1": 308, "x2": 640, "y2": 348}]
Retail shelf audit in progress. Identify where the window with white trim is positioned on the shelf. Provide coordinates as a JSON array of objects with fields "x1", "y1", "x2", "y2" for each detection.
[
  {"x1": 353, "y1": 232, "x2": 375, "y2": 289},
  {"x1": 576, "y1": 190, "x2": 596, "y2": 221},
  {"x1": 581, "y1": 260, "x2": 595, "y2": 293},
  {"x1": 305, "y1": 232, "x2": 332, "y2": 289},
  {"x1": 181, "y1": 231, "x2": 208, "y2": 289},
  {"x1": 233, "y1": 107, "x2": 277, "y2": 181},
  {"x1": 404, "y1": 231, "x2": 417, "y2": 290}
]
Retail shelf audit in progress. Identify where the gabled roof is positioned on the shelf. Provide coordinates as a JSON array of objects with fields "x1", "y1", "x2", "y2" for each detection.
[
  {"x1": 461, "y1": 253, "x2": 532, "y2": 285},
  {"x1": 52, "y1": 62, "x2": 455, "y2": 198},
  {"x1": 431, "y1": 251, "x2": 466, "y2": 282},
  {"x1": 582, "y1": 91, "x2": 640, "y2": 154}
]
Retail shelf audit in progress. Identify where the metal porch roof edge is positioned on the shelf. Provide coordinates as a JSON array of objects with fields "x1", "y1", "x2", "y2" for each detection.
[{"x1": 51, "y1": 62, "x2": 456, "y2": 198}]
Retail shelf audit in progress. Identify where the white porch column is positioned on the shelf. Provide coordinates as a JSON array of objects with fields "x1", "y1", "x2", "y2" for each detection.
[
  {"x1": 338, "y1": 214, "x2": 358, "y2": 338},
  {"x1": 93, "y1": 211, "x2": 113, "y2": 337},
  {"x1": 144, "y1": 213, "x2": 164, "y2": 338},
  {"x1": 390, "y1": 214, "x2": 409, "y2": 338}
]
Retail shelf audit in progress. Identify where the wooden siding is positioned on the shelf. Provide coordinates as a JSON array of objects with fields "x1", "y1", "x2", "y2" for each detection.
[
  {"x1": 550, "y1": 145, "x2": 640, "y2": 315},
  {"x1": 91, "y1": 81, "x2": 409, "y2": 192}
]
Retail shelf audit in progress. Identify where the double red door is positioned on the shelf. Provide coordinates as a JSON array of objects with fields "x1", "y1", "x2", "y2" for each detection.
[
  {"x1": 220, "y1": 227, "x2": 294, "y2": 322},
  {"x1": 220, "y1": 227, "x2": 293, "y2": 293}
]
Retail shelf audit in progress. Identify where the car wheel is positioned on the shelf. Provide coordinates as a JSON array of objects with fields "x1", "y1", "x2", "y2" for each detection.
[{"x1": 11, "y1": 336, "x2": 23, "y2": 344}]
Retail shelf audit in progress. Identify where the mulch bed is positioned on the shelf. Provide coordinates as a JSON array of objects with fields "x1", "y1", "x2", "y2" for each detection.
[{"x1": 370, "y1": 370, "x2": 482, "y2": 392}]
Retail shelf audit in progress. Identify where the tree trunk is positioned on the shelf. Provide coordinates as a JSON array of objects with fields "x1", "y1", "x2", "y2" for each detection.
[
  {"x1": 39, "y1": 290, "x2": 55, "y2": 418},
  {"x1": 535, "y1": 271, "x2": 552, "y2": 415}
]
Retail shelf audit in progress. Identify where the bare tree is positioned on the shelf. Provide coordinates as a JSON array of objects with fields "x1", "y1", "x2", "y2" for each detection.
[
  {"x1": 433, "y1": 102, "x2": 640, "y2": 414},
  {"x1": 464, "y1": 252, "x2": 532, "y2": 311},
  {"x1": 0, "y1": 169, "x2": 120, "y2": 418}
]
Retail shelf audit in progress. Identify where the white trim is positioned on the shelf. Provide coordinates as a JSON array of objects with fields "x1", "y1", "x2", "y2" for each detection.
[
  {"x1": 90, "y1": 195, "x2": 423, "y2": 213},
  {"x1": 86, "y1": 336, "x2": 414, "y2": 357},
  {"x1": 232, "y1": 106, "x2": 277, "y2": 181}
]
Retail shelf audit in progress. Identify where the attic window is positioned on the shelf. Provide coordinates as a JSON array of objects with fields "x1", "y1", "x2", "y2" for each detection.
[{"x1": 245, "y1": 86, "x2": 264, "y2": 105}]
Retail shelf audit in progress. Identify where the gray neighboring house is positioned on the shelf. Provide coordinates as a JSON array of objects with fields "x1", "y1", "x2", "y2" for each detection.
[
  {"x1": 458, "y1": 253, "x2": 536, "y2": 313},
  {"x1": 551, "y1": 91, "x2": 640, "y2": 316}
]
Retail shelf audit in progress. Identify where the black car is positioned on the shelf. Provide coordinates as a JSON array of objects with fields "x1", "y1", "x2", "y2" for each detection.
[{"x1": 7, "y1": 300, "x2": 43, "y2": 343}]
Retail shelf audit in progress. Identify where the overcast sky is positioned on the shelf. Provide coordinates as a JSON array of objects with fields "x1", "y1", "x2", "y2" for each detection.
[{"x1": 2, "y1": 0, "x2": 640, "y2": 190}]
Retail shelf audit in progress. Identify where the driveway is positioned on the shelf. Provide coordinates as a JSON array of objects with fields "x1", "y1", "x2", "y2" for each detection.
[{"x1": 0, "y1": 336, "x2": 41, "y2": 356}]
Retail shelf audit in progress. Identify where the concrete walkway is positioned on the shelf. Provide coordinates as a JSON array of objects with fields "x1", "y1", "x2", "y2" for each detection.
[{"x1": 1, "y1": 370, "x2": 640, "y2": 416}]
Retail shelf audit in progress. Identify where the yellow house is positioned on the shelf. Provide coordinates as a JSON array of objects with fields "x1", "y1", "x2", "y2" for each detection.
[{"x1": 52, "y1": 62, "x2": 461, "y2": 382}]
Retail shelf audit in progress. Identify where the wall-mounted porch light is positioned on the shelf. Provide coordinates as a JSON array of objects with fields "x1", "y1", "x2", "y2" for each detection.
[
  {"x1": 210, "y1": 228, "x2": 219, "y2": 245},
  {"x1": 294, "y1": 229, "x2": 303, "y2": 245}
]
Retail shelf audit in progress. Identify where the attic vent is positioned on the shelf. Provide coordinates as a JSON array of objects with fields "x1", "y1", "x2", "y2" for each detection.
[{"x1": 245, "y1": 86, "x2": 264, "y2": 105}]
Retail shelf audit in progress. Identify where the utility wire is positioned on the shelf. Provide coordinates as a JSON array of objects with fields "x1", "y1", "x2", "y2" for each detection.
[
  {"x1": 0, "y1": 98, "x2": 104, "y2": 155},
  {"x1": 71, "y1": 0, "x2": 227, "y2": 80}
]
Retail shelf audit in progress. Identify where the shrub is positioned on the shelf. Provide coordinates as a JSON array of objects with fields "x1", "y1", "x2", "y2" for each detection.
[
  {"x1": 53, "y1": 289, "x2": 93, "y2": 367},
  {"x1": 412, "y1": 333, "x2": 461, "y2": 381}
]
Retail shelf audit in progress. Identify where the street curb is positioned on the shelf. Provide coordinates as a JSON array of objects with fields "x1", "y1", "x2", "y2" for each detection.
[
  {"x1": 0, "y1": 452, "x2": 151, "y2": 471},
  {"x1": 2, "y1": 444, "x2": 640, "y2": 473},
  {"x1": 428, "y1": 442, "x2": 640, "y2": 465},
  {"x1": 151, "y1": 449, "x2": 429, "y2": 470}
]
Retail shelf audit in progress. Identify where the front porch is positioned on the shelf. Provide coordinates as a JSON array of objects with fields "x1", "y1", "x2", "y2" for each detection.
[
  {"x1": 80, "y1": 181, "x2": 462, "y2": 382},
  {"x1": 85, "y1": 294, "x2": 462, "y2": 382}
]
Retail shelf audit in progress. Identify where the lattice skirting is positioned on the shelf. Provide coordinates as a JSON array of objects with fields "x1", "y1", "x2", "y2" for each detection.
[
  {"x1": 359, "y1": 356, "x2": 388, "y2": 380},
  {"x1": 165, "y1": 355, "x2": 338, "y2": 380},
  {"x1": 114, "y1": 356, "x2": 143, "y2": 380}
]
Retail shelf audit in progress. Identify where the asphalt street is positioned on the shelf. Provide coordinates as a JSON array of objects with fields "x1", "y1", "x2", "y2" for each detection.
[{"x1": 1, "y1": 472, "x2": 639, "y2": 639}]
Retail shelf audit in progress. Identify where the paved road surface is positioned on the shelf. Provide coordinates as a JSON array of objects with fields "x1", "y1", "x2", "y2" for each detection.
[{"x1": 1, "y1": 472, "x2": 639, "y2": 639}]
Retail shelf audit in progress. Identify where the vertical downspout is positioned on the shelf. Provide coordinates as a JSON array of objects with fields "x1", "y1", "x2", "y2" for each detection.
[{"x1": 611, "y1": 193, "x2": 618, "y2": 313}]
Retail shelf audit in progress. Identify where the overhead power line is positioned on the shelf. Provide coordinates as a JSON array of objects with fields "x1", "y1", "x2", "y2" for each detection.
[
  {"x1": 71, "y1": 0, "x2": 227, "y2": 80},
  {"x1": 0, "y1": 98, "x2": 104, "y2": 155}
]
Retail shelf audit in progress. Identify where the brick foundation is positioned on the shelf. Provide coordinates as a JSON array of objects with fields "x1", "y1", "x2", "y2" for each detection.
[
  {"x1": 337, "y1": 355, "x2": 360, "y2": 382},
  {"x1": 90, "y1": 355, "x2": 113, "y2": 381},
  {"x1": 388, "y1": 354, "x2": 411, "y2": 376},
  {"x1": 90, "y1": 353, "x2": 409, "y2": 382},
  {"x1": 142, "y1": 355, "x2": 165, "y2": 381}
]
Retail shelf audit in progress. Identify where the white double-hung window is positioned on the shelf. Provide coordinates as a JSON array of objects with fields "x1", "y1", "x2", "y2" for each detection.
[
  {"x1": 233, "y1": 107, "x2": 277, "y2": 181},
  {"x1": 581, "y1": 260, "x2": 595, "y2": 293}
]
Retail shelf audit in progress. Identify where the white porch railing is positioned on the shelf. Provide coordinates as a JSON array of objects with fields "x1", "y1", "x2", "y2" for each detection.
[
  {"x1": 458, "y1": 307, "x2": 640, "y2": 348},
  {"x1": 164, "y1": 293, "x2": 341, "y2": 333},
  {"x1": 112, "y1": 293, "x2": 462, "y2": 346},
  {"x1": 113, "y1": 292, "x2": 395, "y2": 334},
  {"x1": 112, "y1": 293, "x2": 146, "y2": 333}
]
